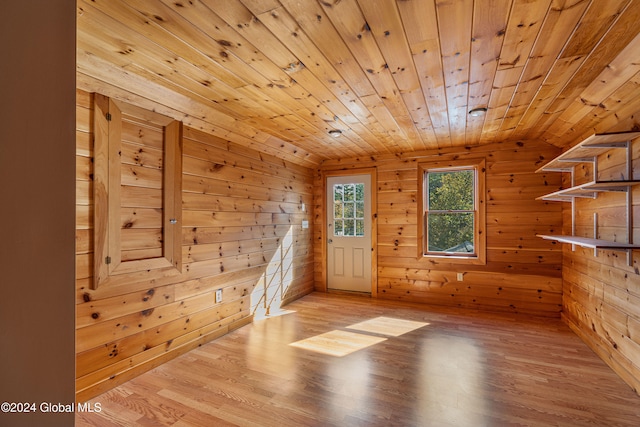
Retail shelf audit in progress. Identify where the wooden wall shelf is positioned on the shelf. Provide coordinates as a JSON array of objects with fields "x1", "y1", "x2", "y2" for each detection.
[
  {"x1": 536, "y1": 180, "x2": 640, "y2": 202},
  {"x1": 536, "y1": 131, "x2": 640, "y2": 265},
  {"x1": 536, "y1": 131, "x2": 640, "y2": 173},
  {"x1": 537, "y1": 235, "x2": 640, "y2": 250}
]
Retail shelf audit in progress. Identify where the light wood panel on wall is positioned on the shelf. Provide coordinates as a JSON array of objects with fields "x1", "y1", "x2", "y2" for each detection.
[
  {"x1": 75, "y1": 89, "x2": 314, "y2": 401},
  {"x1": 315, "y1": 141, "x2": 564, "y2": 317},
  {"x1": 92, "y1": 94, "x2": 183, "y2": 289}
]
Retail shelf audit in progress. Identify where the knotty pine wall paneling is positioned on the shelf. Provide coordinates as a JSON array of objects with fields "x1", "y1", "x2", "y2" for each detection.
[
  {"x1": 561, "y1": 134, "x2": 640, "y2": 394},
  {"x1": 75, "y1": 90, "x2": 314, "y2": 401},
  {"x1": 315, "y1": 141, "x2": 564, "y2": 317}
]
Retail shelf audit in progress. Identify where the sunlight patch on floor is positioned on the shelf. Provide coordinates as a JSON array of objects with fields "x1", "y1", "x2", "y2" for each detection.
[
  {"x1": 290, "y1": 330, "x2": 387, "y2": 357},
  {"x1": 346, "y1": 316, "x2": 429, "y2": 337}
]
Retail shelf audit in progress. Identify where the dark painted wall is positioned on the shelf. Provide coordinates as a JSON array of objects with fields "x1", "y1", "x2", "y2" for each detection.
[{"x1": 0, "y1": 1, "x2": 76, "y2": 426}]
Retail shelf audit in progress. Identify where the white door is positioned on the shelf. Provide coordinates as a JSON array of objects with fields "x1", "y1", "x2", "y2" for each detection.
[{"x1": 327, "y1": 174, "x2": 372, "y2": 293}]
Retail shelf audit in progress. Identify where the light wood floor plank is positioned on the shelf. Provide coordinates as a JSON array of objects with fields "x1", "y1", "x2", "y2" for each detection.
[{"x1": 78, "y1": 293, "x2": 640, "y2": 426}]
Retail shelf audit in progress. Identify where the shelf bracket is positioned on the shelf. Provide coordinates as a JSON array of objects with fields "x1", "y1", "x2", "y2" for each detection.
[
  {"x1": 571, "y1": 165, "x2": 576, "y2": 251},
  {"x1": 628, "y1": 141, "x2": 634, "y2": 267},
  {"x1": 593, "y1": 213, "x2": 598, "y2": 258}
]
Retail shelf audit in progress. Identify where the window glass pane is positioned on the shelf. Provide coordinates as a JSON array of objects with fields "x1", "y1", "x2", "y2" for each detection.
[
  {"x1": 344, "y1": 184, "x2": 355, "y2": 202},
  {"x1": 344, "y1": 219, "x2": 355, "y2": 236},
  {"x1": 427, "y1": 212, "x2": 474, "y2": 253},
  {"x1": 344, "y1": 201, "x2": 355, "y2": 218},
  {"x1": 334, "y1": 184, "x2": 343, "y2": 202},
  {"x1": 334, "y1": 201, "x2": 343, "y2": 219},
  {"x1": 355, "y1": 219, "x2": 364, "y2": 236},
  {"x1": 428, "y1": 170, "x2": 474, "y2": 211},
  {"x1": 355, "y1": 202, "x2": 364, "y2": 219},
  {"x1": 355, "y1": 183, "x2": 364, "y2": 201},
  {"x1": 334, "y1": 219, "x2": 343, "y2": 236}
]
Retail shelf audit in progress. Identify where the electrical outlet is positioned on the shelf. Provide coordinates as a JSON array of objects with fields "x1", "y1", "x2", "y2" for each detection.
[
  {"x1": 215, "y1": 289, "x2": 222, "y2": 303},
  {"x1": 457, "y1": 272, "x2": 464, "y2": 281}
]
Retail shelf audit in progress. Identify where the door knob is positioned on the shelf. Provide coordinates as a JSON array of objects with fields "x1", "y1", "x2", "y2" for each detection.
[{"x1": 328, "y1": 239, "x2": 333, "y2": 244}]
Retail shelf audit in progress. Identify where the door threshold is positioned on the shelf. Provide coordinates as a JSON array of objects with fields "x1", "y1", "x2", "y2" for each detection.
[{"x1": 327, "y1": 289, "x2": 372, "y2": 298}]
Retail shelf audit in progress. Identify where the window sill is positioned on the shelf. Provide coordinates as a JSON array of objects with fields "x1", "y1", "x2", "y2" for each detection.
[{"x1": 420, "y1": 254, "x2": 486, "y2": 266}]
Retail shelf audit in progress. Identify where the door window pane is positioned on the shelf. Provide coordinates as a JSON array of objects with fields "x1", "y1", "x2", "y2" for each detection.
[
  {"x1": 335, "y1": 219, "x2": 343, "y2": 236},
  {"x1": 333, "y1": 183, "x2": 365, "y2": 237},
  {"x1": 334, "y1": 184, "x2": 343, "y2": 201},
  {"x1": 344, "y1": 184, "x2": 355, "y2": 202},
  {"x1": 334, "y1": 201, "x2": 343, "y2": 219},
  {"x1": 344, "y1": 219, "x2": 355, "y2": 236},
  {"x1": 344, "y1": 201, "x2": 355, "y2": 218}
]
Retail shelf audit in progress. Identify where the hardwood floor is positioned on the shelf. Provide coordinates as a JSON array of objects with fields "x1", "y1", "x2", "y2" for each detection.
[{"x1": 77, "y1": 293, "x2": 640, "y2": 426}]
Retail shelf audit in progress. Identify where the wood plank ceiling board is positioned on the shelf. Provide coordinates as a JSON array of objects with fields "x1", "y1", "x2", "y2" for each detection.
[
  {"x1": 396, "y1": 0, "x2": 451, "y2": 147},
  {"x1": 212, "y1": 0, "x2": 380, "y2": 156},
  {"x1": 277, "y1": 0, "x2": 376, "y2": 99},
  {"x1": 356, "y1": 0, "x2": 436, "y2": 151},
  {"x1": 482, "y1": 0, "x2": 553, "y2": 143},
  {"x1": 80, "y1": 0, "x2": 244, "y2": 89},
  {"x1": 499, "y1": 0, "x2": 592, "y2": 141},
  {"x1": 313, "y1": 0, "x2": 417, "y2": 152},
  {"x1": 435, "y1": 0, "x2": 474, "y2": 146},
  {"x1": 505, "y1": 0, "x2": 592, "y2": 140},
  {"x1": 203, "y1": 0, "x2": 359, "y2": 142},
  {"x1": 246, "y1": 5, "x2": 371, "y2": 122},
  {"x1": 316, "y1": 0, "x2": 426, "y2": 152},
  {"x1": 466, "y1": 0, "x2": 512, "y2": 146},
  {"x1": 276, "y1": 0, "x2": 396, "y2": 154},
  {"x1": 533, "y1": 0, "x2": 640, "y2": 145},
  {"x1": 543, "y1": 31, "x2": 640, "y2": 140},
  {"x1": 551, "y1": 71, "x2": 640, "y2": 146},
  {"x1": 75, "y1": 0, "x2": 640, "y2": 167}
]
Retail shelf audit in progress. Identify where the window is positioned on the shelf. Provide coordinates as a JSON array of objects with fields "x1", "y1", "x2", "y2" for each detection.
[
  {"x1": 418, "y1": 158, "x2": 486, "y2": 264},
  {"x1": 333, "y1": 183, "x2": 365, "y2": 237}
]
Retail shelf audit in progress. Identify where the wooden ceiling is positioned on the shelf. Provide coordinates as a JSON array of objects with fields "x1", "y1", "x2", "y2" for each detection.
[{"x1": 77, "y1": 0, "x2": 640, "y2": 167}]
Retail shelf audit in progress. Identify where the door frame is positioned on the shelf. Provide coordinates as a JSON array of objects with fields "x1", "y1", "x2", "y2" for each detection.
[{"x1": 321, "y1": 168, "x2": 377, "y2": 296}]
